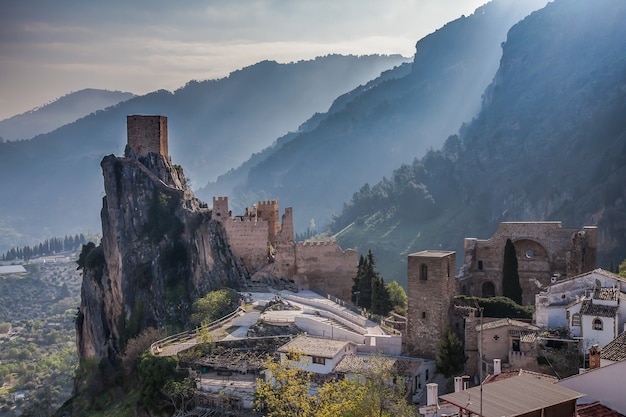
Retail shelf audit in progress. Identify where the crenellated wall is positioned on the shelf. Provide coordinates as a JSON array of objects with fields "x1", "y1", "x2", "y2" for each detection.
[{"x1": 212, "y1": 196, "x2": 356, "y2": 301}]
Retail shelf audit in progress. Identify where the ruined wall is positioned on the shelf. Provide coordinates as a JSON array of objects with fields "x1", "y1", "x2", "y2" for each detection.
[
  {"x1": 127, "y1": 115, "x2": 168, "y2": 157},
  {"x1": 405, "y1": 250, "x2": 457, "y2": 359},
  {"x1": 292, "y1": 241, "x2": 357, "y2": 301},
  {"x1": 458, "y1": 222, "x2": 597, "y2": 305}
]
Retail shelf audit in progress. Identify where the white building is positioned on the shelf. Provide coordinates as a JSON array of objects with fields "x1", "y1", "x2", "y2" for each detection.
[
  {"x1": 277, "y1": 335, "x2": 357, "y2": 374},
  {"x1": 535, "y1": 269, "x2": 626, "y2": 342}
]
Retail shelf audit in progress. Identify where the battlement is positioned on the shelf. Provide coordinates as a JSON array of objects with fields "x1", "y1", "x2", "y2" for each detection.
[
  {"x1": 127, "y1": 115, "x2": 168, "y2": 157},
  {"x1": 297, "y1": 240, "x2": 337, "y2": 247}
]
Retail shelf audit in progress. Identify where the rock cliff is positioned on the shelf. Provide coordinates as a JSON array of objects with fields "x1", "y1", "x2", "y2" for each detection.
[{"x1": 75, "y1": 147, "x2": 248, "y2": 364}]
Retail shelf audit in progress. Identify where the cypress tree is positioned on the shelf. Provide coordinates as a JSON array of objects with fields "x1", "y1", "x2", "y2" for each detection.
[{"x1": 502, "y1": 238, "x2": 523, "y2": 304}]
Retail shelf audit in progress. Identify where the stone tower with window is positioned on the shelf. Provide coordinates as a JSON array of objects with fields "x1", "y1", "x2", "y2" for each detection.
[
  {"x1": 126, "y1": 115, "x2": 168, "y2": 157},
  {"x1": 405, "y1": 250, "x2": 457, "y2": 359}
]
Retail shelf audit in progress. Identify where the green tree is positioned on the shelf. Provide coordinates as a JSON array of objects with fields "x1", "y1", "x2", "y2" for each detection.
[
  {"x1": 618, "y1": 259, "x2": 626, "y2": 278},
  {"x1": 137, "y1": 354, "x2": 184, "y2": 414},
  {"x1": 502, "y1": 238, "x2": 522, "y2": 304},
  {"x1": 386, "y1": 281, "x2": 408, "y2": 315},
  {"x1": 190, "y1": 289, "x2": 239, "y2": 326},
  {"x1": 436, "y1": 326, "x2": 465, "y2": 377}
]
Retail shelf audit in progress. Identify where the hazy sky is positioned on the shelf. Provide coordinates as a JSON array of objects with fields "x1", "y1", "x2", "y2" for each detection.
[{"x1": 0, "y1": 0, "x2": 488, "y2": 120}]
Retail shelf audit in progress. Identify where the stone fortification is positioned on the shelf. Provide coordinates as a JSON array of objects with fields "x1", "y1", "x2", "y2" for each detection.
[
  {"x1": 76, "y1": 117, "x2": 246, "y2": 365},
  {"x1": 212, "y1": 196, "x2": 356, "y2": 300},
  {"x1": 126, "y1": 115, "x2": 168, "y2": 157},
  {"x1": 404, "y1": 250, "x2": 457, "y2": 359},
  {"x1": 458, "y1": 222, "x2": 597, "y2": 305}
]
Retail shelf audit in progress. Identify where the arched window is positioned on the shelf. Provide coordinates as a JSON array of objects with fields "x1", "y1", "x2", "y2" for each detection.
[
  {"x1": 571, "y1": 313, "x2": 581, "y2": 327},
  {"x1": 593, "y1": 318, "x2": 603, "y2": 331},
  {"x1": 481, "y1": 281, "x2": 495, "y2": 298},
  {"x1": 420, "y1": 264, "x2": 428, "y2": 281}
]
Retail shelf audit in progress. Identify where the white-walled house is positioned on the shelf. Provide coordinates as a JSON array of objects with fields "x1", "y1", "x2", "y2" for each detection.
[
  {"x1": 566, "y1": 290, "x2": 620, "y2": 349},
  {"x1": 535, "y1": 269, "x2": 626, "y2": 337},
  {"x1": 276, "y1": 335, "x2": 357, "y2": 374}
]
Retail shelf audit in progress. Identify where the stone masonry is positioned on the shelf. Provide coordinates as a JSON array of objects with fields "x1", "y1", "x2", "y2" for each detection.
[
  {"x1": 405, "y1": 250, "x2": 457, "y2": 359},
  {"x1": 212, "y1": 196, "x2": 357, "y2": 301},
  {"x1": 458, "y1": 222, "x2": 597, "y2": 305},
  {"x1": 127, "y1": 115, "x2": 168, "y2": 157}
]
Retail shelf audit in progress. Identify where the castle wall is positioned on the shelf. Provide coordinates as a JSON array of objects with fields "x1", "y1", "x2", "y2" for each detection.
[
  {"x1": 293, "y1": 241, "x2": 357, "y2": 301},
  {"x1": 405, "y1": 250, "x2": 457, "y2": 359},
  {"x1": 458, "y1": 222, "x2": 597, "y2": 305},
  {"x1": 221, "y1": 218, "x2": 270, "y2": 272},
  {"x1": 127, "y1": 115, "x2": 168, "y2": 157}
]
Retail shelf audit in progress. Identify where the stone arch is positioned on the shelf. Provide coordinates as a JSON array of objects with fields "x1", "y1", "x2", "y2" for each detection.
[
  {"x1": 511, "y1": 238, "x2": 550, "y2": 264},
  {"x1": 481, "y1": 281, "x2": 496, "y2": 298}
]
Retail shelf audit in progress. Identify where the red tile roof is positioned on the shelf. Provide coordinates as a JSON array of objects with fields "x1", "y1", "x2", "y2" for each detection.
[{"x1": 577, "y1": 401, "x2": 626, "y2": 417}]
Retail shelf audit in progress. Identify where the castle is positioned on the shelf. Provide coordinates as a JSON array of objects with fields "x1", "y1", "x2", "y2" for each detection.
[
  {"x1": 212, "y1": 196, "x2": 357, "y2": 301},
  {"x1": 126, "y1": 115, "x2": 357, "y2": 301}
]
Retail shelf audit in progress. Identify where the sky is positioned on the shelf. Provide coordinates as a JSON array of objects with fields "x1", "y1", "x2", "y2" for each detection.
[{"x1": 0, "y1": 0, "x2": 488, "y2": 120}]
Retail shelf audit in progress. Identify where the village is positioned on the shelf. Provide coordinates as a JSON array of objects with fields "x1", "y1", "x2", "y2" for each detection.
[{"x1": 130, "y1": 115, "x2": 626, "y2": 417}]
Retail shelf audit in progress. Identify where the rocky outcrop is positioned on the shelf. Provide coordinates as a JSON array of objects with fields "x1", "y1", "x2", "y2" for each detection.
[{"x1": 76, "y1": 147, "x2": 248, "y2": 365}]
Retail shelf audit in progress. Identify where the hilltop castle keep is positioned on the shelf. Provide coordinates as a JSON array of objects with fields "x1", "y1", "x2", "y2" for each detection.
[
  {"x1": 127, "y1": 115, "x2": 168, "y2": 157},
  {"x1": 458, "y1": 222, "x2": 597, "y2": 305},
  {"x1": 124, "y1": 115, "x2": 357, "y2": 301},
  {"x1": 212, "y1": 196, "x2": 357, "y2": 301}
]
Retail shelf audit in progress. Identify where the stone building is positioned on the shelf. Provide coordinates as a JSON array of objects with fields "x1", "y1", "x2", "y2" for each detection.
[
  {"x1": 404, "y1": 250, "x2": 457, "y2": 359},
  {"x1": 126, "y1": 115, "x2": 168, "y2": 157},
  {"x1": 212, "y1": 196, "x2": 357, "y2": 301},
  {"x1": 458, "y1": 222, "x2": 597, "y2": 305}
]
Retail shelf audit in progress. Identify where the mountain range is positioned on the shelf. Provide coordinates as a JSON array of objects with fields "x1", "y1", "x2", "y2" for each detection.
[
  {"x1": 0, "y1": 54, "x2": 407, "y2": 253},
  {"x1": 331, "y1": 0, "x2": 626, "y2": 286},
  {"x1": 2, "y1": 0, "x2": 624, "y2": 290},
  {"x1": 0, "y1": 89, "x2": 135, "y2": 141}
]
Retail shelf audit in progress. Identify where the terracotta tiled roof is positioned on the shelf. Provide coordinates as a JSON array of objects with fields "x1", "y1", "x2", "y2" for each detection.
[
  {"x1": 277, "y1": 335, "x2": 353, "y2": 358},
  {"x1": 476, "y1": 318, "x2": 539, "y2": 332},
  {"x1": 601, "y1": 331, "x2": 626, "y2": 362},
  {"x1": 594, "y1": 288, "x2": 620, "y2": 301},
  {"x1": 580, "y1": 300, "x2": 619, "y2": 318},
  {"x1": 483, "y1": 369, "x2": 557, "y2": 384},
  {"x1": 577, "y1": 401, "x2": 626, "y2": 417},
  {"x1": 333, "y1": 354, "x2": 422, "y2": 376}
]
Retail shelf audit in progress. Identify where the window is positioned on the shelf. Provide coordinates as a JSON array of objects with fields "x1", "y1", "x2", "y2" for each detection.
[
  {"x1": 426, "y1": 369, "x2": 429, "y2": 381},
  {"x1": 571, "y1": 313, "x2": 581, "y2": 327},
  {"x1": 593, "y1": 318, "x2": 603, "y2": 331},
  {"x1": 420, "y1": 264, "x2": 428, "y2": 281},
  {"x1": 478, "y1": 260, "x2": 483, "y2": 270},
  {"x1": 312, "y1": 356, "x2": 325, "y2": 365},
  {"x1": 422, "y1": 311, "x2": 427, "y2": 319}
]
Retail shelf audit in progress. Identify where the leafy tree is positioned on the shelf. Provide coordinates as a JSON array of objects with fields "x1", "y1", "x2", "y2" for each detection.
[
  {"x1": 386, "y1": 281, "x2": 408, "y2": 315},
  {"x1": 255, "y1": 354, "x2": 416, "y2": 417},
  {"x1": 121, "y1": 327, "x2": 166, "y2": 376},
  {"x1": 162, "y1": 377, "x2": 196, "y2": 414},
  {"x1": 436, "y1": 326, "x2": 465, "y2": 377},
  {"x1": 255, "y1": 352, "x2": 316, "y2": 417},
  {"x1": 618, "y1": 259, "x2": 626, "y2": 278},
  {"x1": 137, "y1": 354, "x2": 184, "y2": 414},
  {"x1": 190, "y1": 289, "x2": 239, "y2": 326},
  {"x1": 502, "y1": 238, "x2": 522, "y2": 304}
]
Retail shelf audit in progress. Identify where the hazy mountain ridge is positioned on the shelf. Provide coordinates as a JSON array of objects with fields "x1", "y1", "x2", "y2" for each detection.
[
  {"x1": 0, "y1": 55, "x2": 407, "y2": 253},
  {"x1": 331, "y1": 0, "x2": 626, "y2": 287},
  {"x1": 212, "y1": 0, "x2": 548, "y2": 230},
  {"x1": 0, "y1": 89, "x2": 135, "y2": 141}
]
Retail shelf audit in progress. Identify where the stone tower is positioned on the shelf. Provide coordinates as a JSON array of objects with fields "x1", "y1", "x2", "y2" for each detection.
[
  {"x1": 405, "y1": 250, "x2": 457, "y2": 359},
  {"x1": 127, "y1": 115, "x2": 168, "y2": 157},
  {"x1": 256, "y1": 200, "x2": 280, "y2": 244}
]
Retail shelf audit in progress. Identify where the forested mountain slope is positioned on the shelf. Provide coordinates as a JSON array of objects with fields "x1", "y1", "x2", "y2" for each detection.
[
  {"x1": 215, "y1": 0, "x2": 547, "y2": 230},
  {"x1": 331, "y1": 0, "x2": 626, "y2": 287},
  {"x1": 0, "y1": 55, "x2": 406, "y2": 253}
]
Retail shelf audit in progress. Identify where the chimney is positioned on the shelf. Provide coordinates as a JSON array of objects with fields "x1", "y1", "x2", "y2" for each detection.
[
  {"x1": 494, "y1": 358, "x2": 501, "y2": 376},
  {"x1": 426, "y1": 383, "x2": 438, "y2": 406},
  {"x1": 588, "y1": 344, "x2": 601, "y2": 369},
  {"x1": 454, "y1": 376, "x2": 464, "y2": 392}
]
